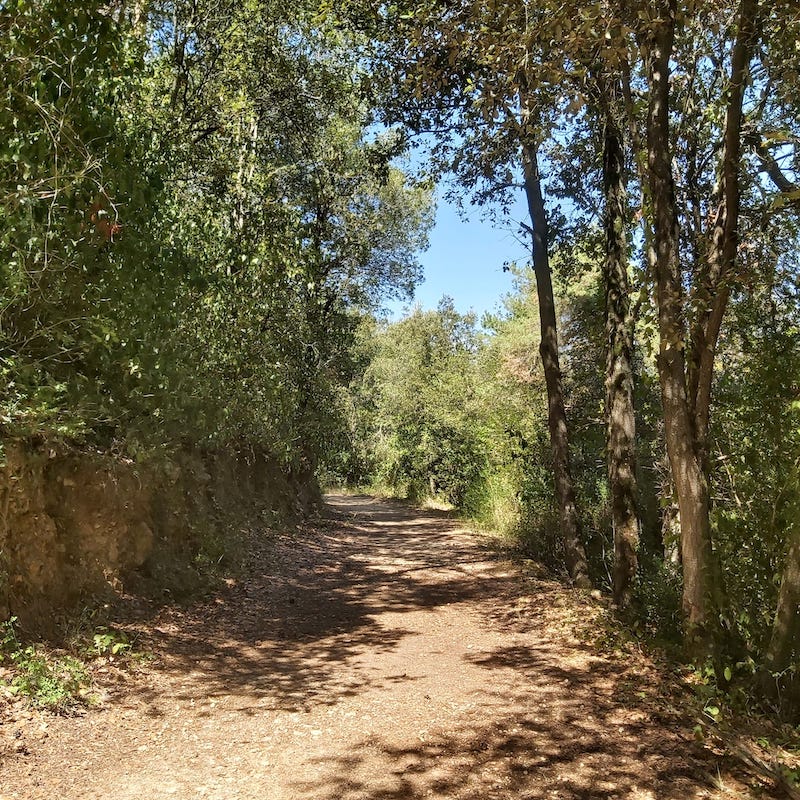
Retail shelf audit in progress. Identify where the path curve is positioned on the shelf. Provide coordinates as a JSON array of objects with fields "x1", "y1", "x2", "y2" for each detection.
[{"x1": 0, "y1": 495, "x2": 736, "y2": 799}]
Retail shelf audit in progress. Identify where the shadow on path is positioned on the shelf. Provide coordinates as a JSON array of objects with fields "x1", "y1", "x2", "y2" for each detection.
[
  {"x1": 139, "y1": 495, "x2": 724, "y2": 798},
  {"x1": 0, "y1": 494, "x2": 746, "y2": 800},
  {"x1": 131, "y1": 494, "x2": 510, "y2": 716}
]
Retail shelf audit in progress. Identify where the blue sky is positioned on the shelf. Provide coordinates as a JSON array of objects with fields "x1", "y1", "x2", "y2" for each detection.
[{"x1": 388, "y1": 189, "x2": 532, "y2": 321}]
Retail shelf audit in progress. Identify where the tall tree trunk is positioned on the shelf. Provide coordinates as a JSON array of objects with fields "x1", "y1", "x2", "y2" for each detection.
[
  {"x1": 640, "y1": 0, "x2": 760, "y2": 655},
  {"x1": 763, "y1": 524, "x2": 800, "y2": 679},
  {"x1": 688, "y1": 0, "x2": 759, "y2": 468},
  {"x1": 759, "y1": 465, "x2": 800, "y2": 707},
  {"x1": 125, "y1": 0, "x2": 149, "y2": 32},
  {"x1": 521, "y1": 141, "x2": 591, "y2": 589},
  {"x1": 642, "y1": 1, "x2": 718, "y2": 651},
  {"x1": 600, "y1": 76, "x2": 639, "y2": 608}
]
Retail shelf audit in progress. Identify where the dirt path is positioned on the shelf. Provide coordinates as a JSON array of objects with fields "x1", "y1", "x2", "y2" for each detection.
[{"x1": 0, "y1": 495, "x2": 753, "y2": 799}]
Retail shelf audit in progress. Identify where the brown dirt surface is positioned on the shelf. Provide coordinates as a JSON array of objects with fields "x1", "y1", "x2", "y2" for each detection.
[{"x1": 0, "y1": 495, "x2": 776, "y2": 799}]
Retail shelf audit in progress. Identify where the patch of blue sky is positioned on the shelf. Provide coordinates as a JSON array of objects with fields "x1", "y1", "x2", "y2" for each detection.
[{"x1": 386, "y1": 186, "x2": 532, "y2": 322}]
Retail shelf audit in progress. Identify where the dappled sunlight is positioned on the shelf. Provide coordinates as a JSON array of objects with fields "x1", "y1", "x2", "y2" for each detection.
[{"x1": 0, "y1": 496, "x2": 746, "y2": 799}]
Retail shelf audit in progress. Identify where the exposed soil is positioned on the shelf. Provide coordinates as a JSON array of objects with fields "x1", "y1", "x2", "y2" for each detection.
[{"x1": 0, "y1": 495, "x2": 773, "y2": 799}]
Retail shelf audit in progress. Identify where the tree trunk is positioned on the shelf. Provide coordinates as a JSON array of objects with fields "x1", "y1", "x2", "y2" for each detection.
[
  {"x1": 640, "y1": 0, "x2": 759, "y2": 657},
  {"x1": 764, "y1": 524, "x2": 800, "y2": 677},
  {"x1": 642, "y1": 1, "x2": 717, "y2": 651},
  {"x1": 521, "y1": 141, "x2": 591, "y2": 589},
  {"x1": 688, "y1": 0, "x2": 759, "y2": 469},
  {"x1": 600, "y1": 75, "x2": 639, "y2": 608}
]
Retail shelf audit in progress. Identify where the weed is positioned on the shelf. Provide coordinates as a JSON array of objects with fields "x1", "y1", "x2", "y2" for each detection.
[
  {"x1": 7, "y1": 649, "x2": 90, "y2": 711},
  {"x1": 0, "y1": 616, "x2": 146, "y2": 712},
  {"x1": 90, "y1": 626, "x2": 132, "y2": 657},
  {"x1": 1, "y1": 619, "x2": 91, "y2": 711},
  {"x1": 0, "y1": 615, "x2": 17, "y2": 652},
  {"x1": 194, "y1": 517, "x2": 248, "y2": 578},
  {"x1": 195, "y1": 523, "x2": 228, "y2": 571}
]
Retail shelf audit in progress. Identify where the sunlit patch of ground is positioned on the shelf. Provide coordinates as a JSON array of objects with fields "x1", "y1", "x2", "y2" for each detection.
[{"x1": 0, "y1": 495, "x2": 778, "y2": 799}]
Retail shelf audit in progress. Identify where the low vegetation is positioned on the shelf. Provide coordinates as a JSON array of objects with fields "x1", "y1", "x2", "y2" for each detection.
[{"x1": 0, "y1": 617, "x2": 142, "y2": 712}]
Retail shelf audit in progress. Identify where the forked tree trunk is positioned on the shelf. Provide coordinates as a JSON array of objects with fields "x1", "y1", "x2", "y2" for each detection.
[
  {"x1": 641, "y1": 0, "x2": 759, "y2": 655},
  {"x1": 642, "y1": 2, "x2": 718, "y2": 651},
  {"x1": 688, "y1": 0, "x2": 759, "y2": 470},
  {"x1": 521, "y1": 141, "x2": 591, "y2": 589},
  {"x1": 600, "y1": 77, "x2": 639, "y2": 608}
]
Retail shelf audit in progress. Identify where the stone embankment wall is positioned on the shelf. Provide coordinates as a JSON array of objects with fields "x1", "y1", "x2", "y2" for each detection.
[{"x1": 0, "y1": 443, "x2": 317, "y2": 630}]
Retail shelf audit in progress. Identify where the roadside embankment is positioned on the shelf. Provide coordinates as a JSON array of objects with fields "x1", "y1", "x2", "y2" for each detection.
[{"x1": 0, "y1": 441, "x2": 318, "y2": 631}]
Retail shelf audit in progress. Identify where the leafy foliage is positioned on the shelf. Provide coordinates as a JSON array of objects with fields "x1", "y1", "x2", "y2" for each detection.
[
  {"x1": 0, "y1": 0, "x2": 432, "y2": 472},
  {"x1": 1, "y1": 618, "x2": 90, "y2": 711},
  {"x1": 4, "y1": 0, "x2": 800, "y2": 723}
]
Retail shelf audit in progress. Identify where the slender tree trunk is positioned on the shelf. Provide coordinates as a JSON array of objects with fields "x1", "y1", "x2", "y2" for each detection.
[
  {"x1": 127, "y1": 0, "x2": 149, "y2": 32},
  {"x1": 642, "y1": 1, "x2": 717, "y2": 651},
  {"x1": 521, "y1": 141, "x2": 591, "y2": 589},
  {"x1": 600, "y1": 77, "x2": 639, "y2": 608},
  {"x1": 688, "y1": 0, "x2": 759, "y2": 468},
  {"x1": 760, "y1": 499, "x2": 800, "y2": 711},
  {"x1": 641, "y1": 0, "x2": 759, "y2": 656},
  {"x1": 764, "y1": 524, "x2": 800, "y2": 678},
  {"x1": 169, "y1": 4, "x2": 187, "y2": 111}
]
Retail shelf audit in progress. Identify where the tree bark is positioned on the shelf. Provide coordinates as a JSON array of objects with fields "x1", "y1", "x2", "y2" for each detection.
[
  {"x1": 642, "y1": 0, "x2": 718, "y2": 651},
  {"x1": 521, "y1": 141, "x2": 591, "y2": 589},
  {"x1": 600, "y1": 75, "x2": 639, "y2": 608},
  {"x1": 764, "y1": 524, "x2": 800, "y2": 677},
  {"x1": 639, "y1": 0, "x2": 759, "y2": 655},
  {"x1": 688, "y1": 0, "x2": 759, "y2": 468}
]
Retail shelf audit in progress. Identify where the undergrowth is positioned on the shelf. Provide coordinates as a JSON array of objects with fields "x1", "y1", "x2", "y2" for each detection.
[
  {"x1": 0, "y1": 616, "x2": 141, "y2": 712},
  {"x1": 579, "y1": 585, "x2": 800, "y2": 793}
]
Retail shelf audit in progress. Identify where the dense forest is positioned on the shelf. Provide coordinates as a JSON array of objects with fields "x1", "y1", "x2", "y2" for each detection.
[{"x1": 2, "y1": 0, "x2": 800, "y2": 728}]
